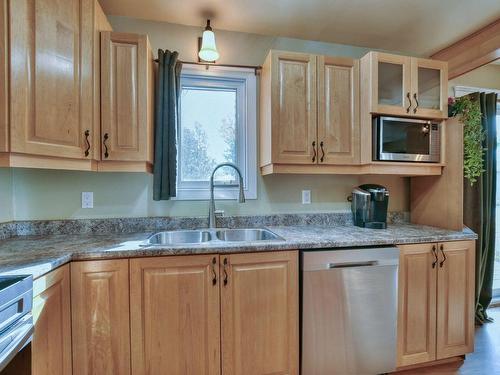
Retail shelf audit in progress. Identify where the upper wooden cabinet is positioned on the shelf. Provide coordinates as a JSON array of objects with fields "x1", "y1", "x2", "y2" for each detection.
[
  {"x1": 0, "y1": 1, "x2": 154, "y2": 172},
  {"x1": 361, "y1": 52, "x2": 448, "y2": 119},
  {"x1": 317, "y1": 56, "x2": 360, "y2": 165},
  {"x1": 260, "y1": 50, "x2": 360, "y2": 174},
  {"x1": 100, "y1": 32, "x2": 154, "y2": 172},
  {"x1": 0, "y1": 0, "x2": 106, "y2": 170},
  {"x1": 32, "y1": 264, "x2": 72, "y2": 375},
  {"x1": 397, "y1": 240, "x2": 475, "y2": 369}
]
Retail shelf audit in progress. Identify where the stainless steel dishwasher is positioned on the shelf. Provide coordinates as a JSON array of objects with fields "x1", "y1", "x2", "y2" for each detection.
[{"x1": 301, "y1": 247, "x2": 399, "y2": 375}]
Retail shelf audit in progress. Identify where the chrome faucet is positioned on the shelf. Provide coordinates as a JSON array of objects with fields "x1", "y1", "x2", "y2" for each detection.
[{"x1": 208, "y1": 163, "x2": 246, "y2": 228}]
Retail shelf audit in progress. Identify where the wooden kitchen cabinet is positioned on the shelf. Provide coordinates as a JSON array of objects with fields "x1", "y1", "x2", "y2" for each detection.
[
  {"x1": 71, "y1": 259, "x2": 131, "y2": 375},
  {"x1": 130, "y1": 255, "x2": 221, "y2": 375},
  {"x1": 397, "y1": 243, "x2": 437, "y2": 367},
  {"x1": 100, "y1": 31, "x2": 154, "y2": 173},
  {"x1": 221, "y1": 251, "x2": 299, "y2": 375},
  {"x1": 0, "y1": 0, "x2": 111, "y2": 170},
  {"x1": 436, "y1": 241, "x2": 475, "y2": 359},
  {"x1": 260, "y1": 50, "x2": 361, "y2": 174},
  {"x1": 317, "y1": 56, "x2": 360, "y2": 165},
  {"x1": 361, "y1": 51, "x2": 447, "y2": 119},
  {"x1": 32, "y1": 265, "x2": 72, "y2": 375},
  {"x1": 397, "y1": 240, "x2": 475, "y2": 369},
  {"x1": 260, "y1": 51, "x2": 318, "y2": 166}
]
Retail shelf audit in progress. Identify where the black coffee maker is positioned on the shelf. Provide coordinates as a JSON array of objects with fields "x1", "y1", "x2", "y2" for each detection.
[{"x1": 350, "y1": 184, "x2": 389, "y2": 229}]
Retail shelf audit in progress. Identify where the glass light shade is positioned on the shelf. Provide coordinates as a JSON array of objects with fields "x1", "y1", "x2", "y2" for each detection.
[{"x1": 198, "y1": 29, "x2": 220, "y2": 62}]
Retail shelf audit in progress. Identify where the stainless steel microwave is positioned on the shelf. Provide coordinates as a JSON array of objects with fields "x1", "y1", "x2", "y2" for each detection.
[{"x1": 372, "y1": 116, "x2": 441, "y2": 163}]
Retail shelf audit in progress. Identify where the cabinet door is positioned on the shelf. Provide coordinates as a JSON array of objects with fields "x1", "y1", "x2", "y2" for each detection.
[
  {"x1": 221, "y1": 251, "x2": 299, "y2": 375},
  {"x1": 436, "y1": 240, "x2": 475, "y2": 359},
  {"x1": 317, "y1": 56, "x2": 359, "y2": 165},
  {"x1": 271, "y1": 52, "x2": 317, "y2": 164},
  {"x1": 71, "y1": 260, "x2": 131, "y2": 375},
  {"x1": 130, "y1": 255, "x2": 220, "y2": 375},
  {"x1": 101, "y1": 32, "x2": 153, "y2": 164},
  {"x1": 9, "y1": 0, "x2": 93, "y2": 159},
  {"x1": 370, "y1": 52, "x2": 412, "y2": 116},
  {"x1": 397, "y1": 243, "x2": 437, "y2": 367},
  {"x1": 32, "y1": 265, "x2": 72, "y2": 375},
  {"x1": 411, "y1": 58, "x2": 448, "y2": 119}
]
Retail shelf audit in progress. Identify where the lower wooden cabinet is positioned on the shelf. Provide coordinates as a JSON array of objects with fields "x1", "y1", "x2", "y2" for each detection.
[
  {"x1": 32, "y1": 264, "x2": 72, "y2": 375},
  {"x1": 397, "y1": 240, "x2": 475, "y2": 368},
  {"x1": 71, "y1": 259, "x2": 131, "y2": 375},
  {"x1": 129, "y1": 255, "x2": 221, "y2": 375},
  {"x1": 221, "y1": 251, "x2": 299, "y2": 375}
]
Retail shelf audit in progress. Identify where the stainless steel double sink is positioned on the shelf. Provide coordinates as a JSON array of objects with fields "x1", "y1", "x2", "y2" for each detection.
[{"x1": 144, "y1": 228, "x2": 284, "y2": 246}]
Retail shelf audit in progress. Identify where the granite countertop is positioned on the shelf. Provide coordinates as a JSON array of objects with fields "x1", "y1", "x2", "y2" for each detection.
[{"x1": 0, "y1": 222, "x2": 476, "y2": 279}]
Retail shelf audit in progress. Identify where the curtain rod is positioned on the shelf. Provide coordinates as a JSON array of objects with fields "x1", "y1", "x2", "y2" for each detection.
[{"x1": 153, "y1": 59, "x2": 262, "y2": 75}]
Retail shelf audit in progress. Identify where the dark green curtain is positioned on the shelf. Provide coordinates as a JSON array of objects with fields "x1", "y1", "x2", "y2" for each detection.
[
  {"x1": 463, "y1": 92, "x2": 498, "y2": 324},
  {"x1": 153, "y1": 50, "x2": 182, "y2": 200}
]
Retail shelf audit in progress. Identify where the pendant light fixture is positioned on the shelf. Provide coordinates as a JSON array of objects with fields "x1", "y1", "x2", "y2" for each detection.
[{"x1": 198, "y1": 19, "x2": 220, "y2": 62}]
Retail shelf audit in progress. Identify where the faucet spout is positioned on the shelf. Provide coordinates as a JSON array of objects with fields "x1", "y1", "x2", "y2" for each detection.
[{"x1": 208, "y1": 163, "x2": 246, "y2": 228}]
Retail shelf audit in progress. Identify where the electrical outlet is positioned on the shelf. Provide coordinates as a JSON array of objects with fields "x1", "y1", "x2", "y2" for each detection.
[
  {"x1": 81, "y1": 192, "x2": 94, "y2": 209},
  {"x1": 302, "y1": 190, "x2": 311, "y2": 204}
]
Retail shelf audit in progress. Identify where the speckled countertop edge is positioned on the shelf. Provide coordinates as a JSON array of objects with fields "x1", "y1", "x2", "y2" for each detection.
[{"x1": 0, "y1": 222, "x2": 477, "y2": 279}]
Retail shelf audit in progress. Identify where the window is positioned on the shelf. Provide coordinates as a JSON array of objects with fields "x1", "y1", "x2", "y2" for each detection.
[{"x1": 176, "y1": 65, "x2": 257, "y2": 200}]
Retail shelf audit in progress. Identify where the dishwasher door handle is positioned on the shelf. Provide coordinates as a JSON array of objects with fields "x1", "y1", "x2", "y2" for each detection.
[{"x1": 328, "y1": 260, "x2": 378, "y2": 268}]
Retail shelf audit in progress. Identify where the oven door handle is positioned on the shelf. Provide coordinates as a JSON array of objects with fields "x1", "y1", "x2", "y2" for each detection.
[{"x1": 0, "y1": 315, "x2": 33, "y2": 372}]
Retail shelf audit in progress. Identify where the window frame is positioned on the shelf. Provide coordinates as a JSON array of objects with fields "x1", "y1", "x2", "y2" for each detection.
[{"x1": 175, "y1": 65, "x2": 257, "y2": 200}]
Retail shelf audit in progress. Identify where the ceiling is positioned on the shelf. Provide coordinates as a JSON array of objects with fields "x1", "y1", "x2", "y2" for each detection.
[{"x1": 99, "y1": 0, "x2": 500, "y2": 56}]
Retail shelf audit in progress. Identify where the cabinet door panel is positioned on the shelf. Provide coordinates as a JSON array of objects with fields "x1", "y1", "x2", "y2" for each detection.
[
  {"x1": 370, "y1": 52, "x2": 412, "y2": 116},
  {"x1": 397, "y1": 243, "x2": 437, "y2": 367},
  {"x1": 32, "y1": 265, "x2": 72, "y2": 375},
  {"x1": 436, "y1": 240, "x2": 475, "y2": 359},
  {"x1": 71, "y1": 260, "x2": 131, "y2": 375},
  {"x1": 318, "y1": 56, "x2": 359, "y2": 164},
  {"x1": 411, "y1": 58, "x2": 448, "y2": 119},
  {"x1": 272, "y1": 52, "x2": 317, "y2": 164},
  {"x1": 101, "y1": 32, "x2": 151, "y2": 162},
  {"x1": 9, "y1": 0, "x2": 92, "y2": 159},
  {"x1": 221, "y1": 251, "x2": 299, "y2": 375},
  {"x1": 130, "y1": 255, "x2": 220, "y2": 375}
]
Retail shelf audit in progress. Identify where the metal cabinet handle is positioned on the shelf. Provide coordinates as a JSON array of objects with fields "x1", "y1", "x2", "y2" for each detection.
[
  {"x1": 413, "y1": 93, "x2": 419, "y2": 114},
  {"x1": 320, "y1": 141, "x2": 325, "y2": 163},
  {"x1": 431, "y1": 245, "x2": 438, "y2": 269},
  {"x1": 84, "y1": 130, "x2": 91, "y2": 157},
  {"x1": 211, "y1": 257, "x2": 217, "y2": 285},
  {"x1": 312, "y1": 141, "x2": 317, "y2": 163},
  {"x1": 223, "y1": 258, "x2": 228, "y2": 286},
  {"x1": 439, "y1": 244, "x2": 446, "y2": 267},
  {"x1": 103, "y1": 133, "x2": 109, "y2": 158},
  {"x1": 406, "y1": 92, "x2": 412, "y2": 113}
]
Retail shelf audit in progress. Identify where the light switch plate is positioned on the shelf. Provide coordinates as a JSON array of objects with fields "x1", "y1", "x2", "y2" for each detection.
[
  {"x1": 302, "y1": 190, "x2": 311, "y2": 204},
  {"x1": 81, "y1": 192, "x2": 94, "y2": 209}
]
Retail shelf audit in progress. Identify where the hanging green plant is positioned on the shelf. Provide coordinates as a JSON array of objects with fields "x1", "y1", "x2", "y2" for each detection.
[{"x1": 449, "y1": 95, "x2": 485, "y2": 185}]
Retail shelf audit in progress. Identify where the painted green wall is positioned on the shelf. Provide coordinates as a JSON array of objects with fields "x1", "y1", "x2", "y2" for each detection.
[
  {"x1": 7, "y1": 17, "x2": 410, "y2": 221},
  {"x1": 0, "y1": 169, "x2": 12, "y2": 223}
]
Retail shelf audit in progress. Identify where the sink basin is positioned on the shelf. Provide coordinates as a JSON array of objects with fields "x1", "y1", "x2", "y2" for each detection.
[
  {"x1": 146, "y1": 230, "x2": 212, "y2": 245},
  {"x1": 216, "y1": 228, "x2": 283, "y2": 242}
]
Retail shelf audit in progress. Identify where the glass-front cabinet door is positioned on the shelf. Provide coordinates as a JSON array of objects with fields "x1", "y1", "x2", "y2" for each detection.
[
  {"x1": 372, "y1": 52, "x2": 412, "y2": 116},
  {"x1": 411, "y1": 58, "x2": 448, "y2": 119}
]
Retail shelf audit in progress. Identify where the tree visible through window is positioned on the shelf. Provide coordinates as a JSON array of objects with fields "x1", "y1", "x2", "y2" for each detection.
[{"x1": 180, "y1": 87, "x2": 237, "y2": 182}]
